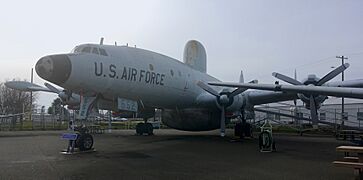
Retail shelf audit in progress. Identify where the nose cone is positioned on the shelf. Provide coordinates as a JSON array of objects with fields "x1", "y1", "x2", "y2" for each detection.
[{"x1": 35, "y1": 55, "x2": 72, "y2": 85}]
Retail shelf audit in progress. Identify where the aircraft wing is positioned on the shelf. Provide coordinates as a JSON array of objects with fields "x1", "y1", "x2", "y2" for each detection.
[
  {"x1": 4, "y1": 81, "x2": 56, "y2": 93},
  {"x1": 244, "y1": 90, "x2": 297, "y2": 106},
  {"x1": 208, "y1": 81, "x2": 363, "y2": 99},
  {"x1": 325, "y1": 79, "x2": 363, "y2": 88}
]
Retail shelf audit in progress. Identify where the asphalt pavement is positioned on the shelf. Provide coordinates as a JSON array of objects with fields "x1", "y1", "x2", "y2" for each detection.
[{"x1": 0, "y1": 129, "x2": 355, "y2": 180}]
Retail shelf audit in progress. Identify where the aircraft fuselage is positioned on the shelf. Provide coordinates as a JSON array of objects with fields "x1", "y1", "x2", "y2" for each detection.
[{"x1": 35, "y1": 44, "x2": 230, "y2": 110}]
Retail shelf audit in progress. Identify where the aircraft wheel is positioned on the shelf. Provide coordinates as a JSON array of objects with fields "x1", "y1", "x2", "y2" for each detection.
[
  {"x1": 146, "y1": 123, "x2": 154, "y2": 135},
  {"x1": 136, "y1": 123, "x2": 144, "y2": 135},
  {"x1": 244, "y1": 123, "x2": 252, "y2": 137},
  {"x1": 234, "y1": 122, "x2": 242, "y2": 138},
  {"x1": 136, "y1": 123, "x2": 153, "y2": 135},
  {"x1": 77, "y1": 133, "x2": 94, "y2": 151}
]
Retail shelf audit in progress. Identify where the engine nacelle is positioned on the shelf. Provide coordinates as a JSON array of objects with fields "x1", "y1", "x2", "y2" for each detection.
[
  {"x1": 59, "y1": 91, "x2": 80, "y2": 106},
  {"x1": 162, "y1": 108, "x2": 222, "y2": 131},
  {"x1": 297, "y1": 93, "x2": 326, "y2": 110}
]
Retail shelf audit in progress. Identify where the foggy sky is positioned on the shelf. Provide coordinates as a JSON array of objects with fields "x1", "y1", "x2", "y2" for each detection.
[{"x1": 1, "y1": 0, "x2": 362, "y2": 108}]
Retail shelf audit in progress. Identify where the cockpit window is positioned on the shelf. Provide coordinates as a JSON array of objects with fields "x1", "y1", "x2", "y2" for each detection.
[
  {"x1": 71, "y1": 46, "x2": 108, "y2": 56},
  {"x1": 81, "y1": 47, "x2": 91, "y2": 53},
  {"x1": 92, "y1": 48, "x2": 99, "y2": 54},
  {"x1": 72, "y1": 46, "x2": 82, "y2": 53},
  {"x1": 99, "y1": 48, "x2": 108, "y2": 56}
]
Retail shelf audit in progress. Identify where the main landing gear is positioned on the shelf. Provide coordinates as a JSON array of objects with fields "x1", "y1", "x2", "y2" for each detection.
[
  {"x1": 234, "y1": 115, "x2": 253, "y2": 139},
  {"x1": 234, "y1": 122, "x2": 253, "y2": 138},
  {"x1": 136, "y1": 119, "x2": 154, "y2": 135}
]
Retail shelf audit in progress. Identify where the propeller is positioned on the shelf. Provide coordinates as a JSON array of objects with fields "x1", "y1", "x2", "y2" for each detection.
[
  {"x1": 272, "y1": 63, "x2": 350, "y2": 127},
  {"x1": 44, "y1": 82, "x2": 61, "y2": 94},
  {"x1": 197, "y1": 81, "x2": 247, "y2": 137},
  {"x1": 44, "y1": 83, "x2": 77, "y2": 105}
]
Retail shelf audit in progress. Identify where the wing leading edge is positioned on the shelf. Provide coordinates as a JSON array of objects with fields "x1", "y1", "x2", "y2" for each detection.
[{"x1": 208, "y1": 81, "x2": 363, "y2": 99}]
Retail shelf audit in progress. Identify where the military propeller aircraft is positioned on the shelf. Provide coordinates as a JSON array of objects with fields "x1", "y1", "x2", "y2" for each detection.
[{"x1": 5, "y1": 39, "x2": 363, "y2": 151}]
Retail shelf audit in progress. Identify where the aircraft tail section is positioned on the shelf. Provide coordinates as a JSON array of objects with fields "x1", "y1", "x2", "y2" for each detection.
[{"x1": 183, "y1": 40, "x2": 207, "y2": 73}]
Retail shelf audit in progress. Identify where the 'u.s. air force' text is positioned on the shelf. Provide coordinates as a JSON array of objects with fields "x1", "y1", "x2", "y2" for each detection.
[{"x1": 94, "y1": 62, "x2": 165, "y2": 86}]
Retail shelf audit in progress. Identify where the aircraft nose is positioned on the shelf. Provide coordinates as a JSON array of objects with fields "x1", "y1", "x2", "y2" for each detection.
[{"x1": 35, "y1": 54, "x2": 72, "y2": 85}]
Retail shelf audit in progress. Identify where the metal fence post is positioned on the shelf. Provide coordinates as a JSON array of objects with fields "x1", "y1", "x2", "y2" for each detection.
[
  {"x1": 359, "y1": 108, "x2": 360, "y2": 129},
  {"x1": 334, "y1": 109, "x2": 337, "y2": 133}
]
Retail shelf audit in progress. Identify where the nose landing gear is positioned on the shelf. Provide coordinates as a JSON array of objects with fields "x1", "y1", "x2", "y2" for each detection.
[{"x1": 61, "y1": 126, "x2": 95, "y2": 154}]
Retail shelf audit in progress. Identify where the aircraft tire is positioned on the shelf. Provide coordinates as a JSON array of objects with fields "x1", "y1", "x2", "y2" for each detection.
[
  {"x1": 77, "y1": 133, "x2": 94, "y2": 151},
  {"x1": 234, "y1": 122, "x2": 242, "y2": 137},
  {"x1": 244, "y1": 123, "x2": 252, "y2": 137},
  {"x1": 146, "y1": 123, "x2": 154, "y2": 135},
  {"x1": 136, "y1": 123, "x2": 154, "y2": 135},
  {"x1": 136, "y1": 123, "x2": 144, "y2": 135}
]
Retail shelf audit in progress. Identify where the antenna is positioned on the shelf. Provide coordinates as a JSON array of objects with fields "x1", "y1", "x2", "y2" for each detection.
[
  {"x1": 294, "y1": 69, "x2": 297, "y2": 106},
  {"x1": 126, "y1": 43, "x2": 128, "y2": 47},
  {"x1": 100, "y1": 37, "x2": 104, "y2": 45},
  {"x1": 294, "y1": 69, "x2": 297, "y2": 80},
  {"x1": 134, "y1": 45, "x2": 137, "y2": 48},
  {"x1": 115, "y1": 41, "x2": 117, "y2": 46}
]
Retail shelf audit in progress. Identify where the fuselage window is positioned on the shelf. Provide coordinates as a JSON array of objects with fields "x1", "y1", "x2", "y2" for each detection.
[
  {"x1": 178, "y1": 71, "x2": 182, "y2": 77},
  {"x1": 92, "y1": 48, "x2": 99, "y2": 54},
  {"x1": 149, "y1": 64, "x2": 154, "y2": 71},
  {"x1": 99, "y1": 48, "x2": 108, "y2": 56},
  {"x1": 170, "y1": 70, "x2": 174, "y2": 76},
  {"x1": 82, "y1": 47, "x2": 91, "y2": 53}
]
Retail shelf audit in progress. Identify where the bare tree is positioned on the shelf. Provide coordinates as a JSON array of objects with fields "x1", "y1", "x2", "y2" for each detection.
[
  {"x1": 47, "y1": 98, "x2": 66, "y2": 115},
  {"x1": 0, "y1": 80, "x2": 37, "y2": 114}
]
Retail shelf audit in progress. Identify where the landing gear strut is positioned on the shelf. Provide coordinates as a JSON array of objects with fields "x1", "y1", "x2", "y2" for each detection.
[{"x1": 136, "y1": 119, "x2": 154, "y2": 135}]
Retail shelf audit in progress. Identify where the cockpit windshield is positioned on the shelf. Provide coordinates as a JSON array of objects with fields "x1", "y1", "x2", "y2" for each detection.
[{"x1": 71, "y1": 45, "x2": 108, "y2": 56}]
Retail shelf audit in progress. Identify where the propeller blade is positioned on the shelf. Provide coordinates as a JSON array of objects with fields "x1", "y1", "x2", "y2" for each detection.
[
  {"x1": 44, "y1": 82, "x2": 61, "y2": 94},
  {"x1": 272, "y1": 72, "x2": 303, "y2": 85},
  {"x1": 220, "y1": 107, "x2": 226, "y2": 137},
  {"x1": 309, "y1": 95, "x2": 319, "y2": 128},
  {"x1": 197, "y1": 81, "x2": 220, "y2": 97},
  {"x1": 230, "y1": 87, "x2": 247, "y2": 97},
  {"x1": 317, "y1": 63, "x2": 350, "y2": 86},
  {"x1": 230, "y1": 79, "x2": 257, "y2": 97}
]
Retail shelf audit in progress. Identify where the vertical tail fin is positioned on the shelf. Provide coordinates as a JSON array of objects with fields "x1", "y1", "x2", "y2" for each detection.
[{"x1": 183, "y1": 40, "x2": 207, "y2": 73}]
